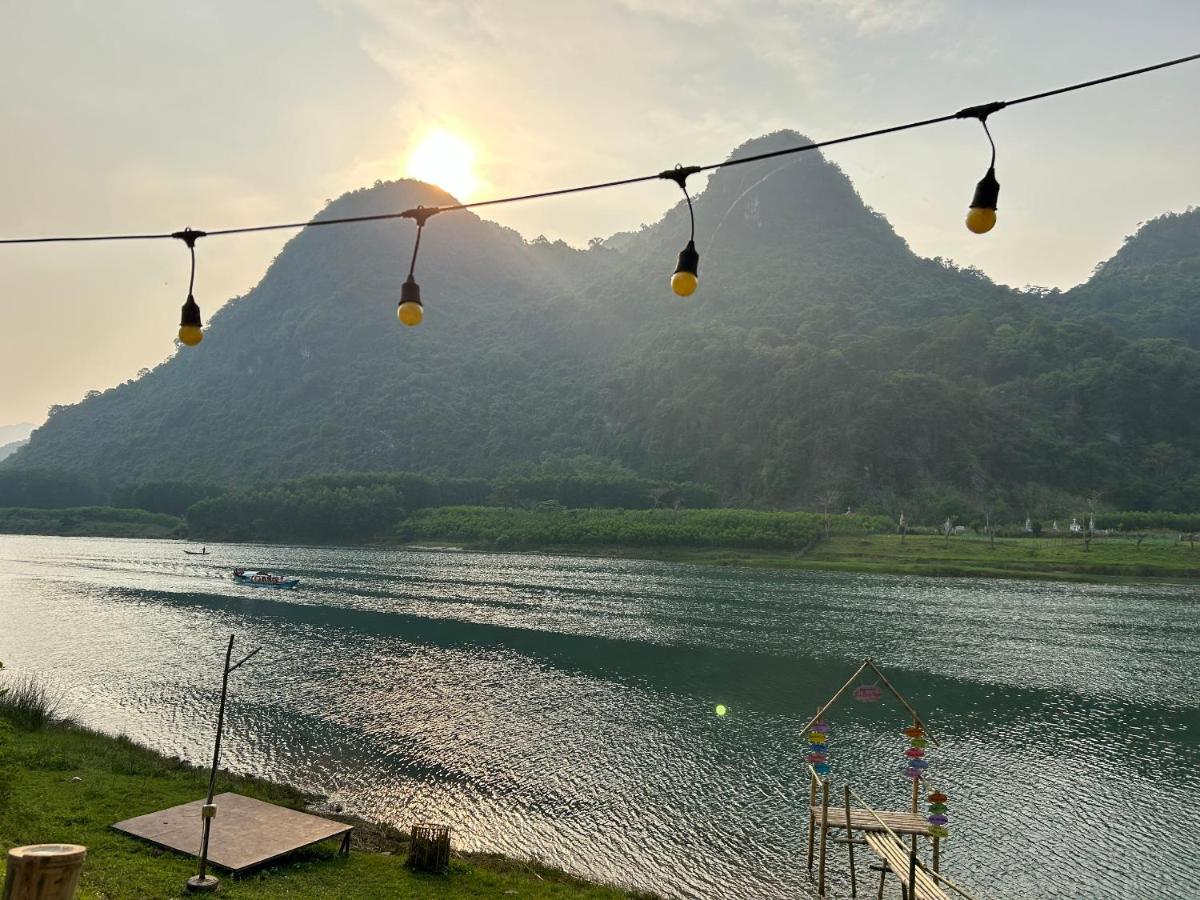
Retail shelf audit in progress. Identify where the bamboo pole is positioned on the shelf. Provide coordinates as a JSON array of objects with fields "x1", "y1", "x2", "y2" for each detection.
[
  {"x1": 817, "y1": 779, "x2": 830, "y2": 896},
  {"x1": 933, "y1": 836, "x2": 940, "y2": 874},
  {"x1": 844, "y1": 783, "x2": 979, "y2": 900},
  {"x1": 798, "y1": 658, "x2": 871, "y2": 737},
  {"x1": 864, "y1": 659, "x2": 939, "y2": 747},
  {"x1": 844, "y1": 784, "x2": 857, "y2": 898},
  {"x1": 807, "y1": 771, "x2": 817, "y2": 870}
]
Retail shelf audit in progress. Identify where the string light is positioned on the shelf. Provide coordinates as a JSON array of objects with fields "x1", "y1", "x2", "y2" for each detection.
[
  {"x1": 0, "y1": 52, "x2": 1196, "y2": 344},
  {"x1": 957, "y1": 102, "x2": 1003, "y2": 234},
  {"x1": 397, "y1": 206, "x2": 438, "y2": 327},
  {"x1": 660, "y1": 165, "x2": 701, "y2": 297},
  {"x1": 172, "y1": 228, "x2": 206, "y2": 346}
]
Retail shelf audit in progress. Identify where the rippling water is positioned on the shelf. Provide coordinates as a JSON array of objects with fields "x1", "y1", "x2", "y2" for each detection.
[{"x1": 1, "y1": 535, "x2": 1197, "y2": 898}]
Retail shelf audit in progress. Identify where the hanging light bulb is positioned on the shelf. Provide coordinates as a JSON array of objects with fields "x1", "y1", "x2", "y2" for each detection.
[
  {"x1": 172, "y1": 228, "x2": 206, "y2": 346},
  {"x1": 672, "y1": 241, "x2": 699, "y2": 296},
  {"x1": 957, "y1": 102, "x2": 1005, "y2": 235},
  {"x1": 398, "y1": 206, "x2": 439, "y2": 327},
  {"x1": 398, "y1": 276, "x2": 424, "y2": 326},
  {"x1": 966, "y1": 167, "x2": 999, "y2": 234},
  {"x1": 660, "y1": 165, "x2": 701, "y2": 297},
  {"x1": 179, "y1": 294, "x2": 203, "y2": 346}
]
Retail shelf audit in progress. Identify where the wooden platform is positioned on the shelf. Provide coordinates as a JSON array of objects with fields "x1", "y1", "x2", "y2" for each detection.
[
  {"x1": 810, "y1": 806, "x2": 933, "y2": 836},
  {"x1": 864, "y1": 832, "x2": 950, "y2": 900},
  {"x1": 113, "y1": 792, "x2": 352, "y2": 873}
]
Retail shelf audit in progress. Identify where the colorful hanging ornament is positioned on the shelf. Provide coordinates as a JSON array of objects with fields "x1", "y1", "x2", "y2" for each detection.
[
  {"x1": 927, "y1": 790, "x2": 949, "y2": 839},
  {"x1": 902, "y1": 722, "x2": 929, "y2": 781},
  {"x1": 853, "y1": 683, "x2": 882, "y2": 703},
  {"x1": 810, "y1": 719, "x2": 831, "y2": 777}
]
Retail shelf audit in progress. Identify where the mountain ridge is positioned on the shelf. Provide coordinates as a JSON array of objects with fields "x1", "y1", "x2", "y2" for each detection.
[{"x1": 9, "y1": 132, "x2": 1200, "y2": 516}]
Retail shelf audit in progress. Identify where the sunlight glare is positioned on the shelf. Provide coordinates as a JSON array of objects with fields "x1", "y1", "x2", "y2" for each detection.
[{"x1": 405, "y1": 130, "x2": 479, "y2": 201}]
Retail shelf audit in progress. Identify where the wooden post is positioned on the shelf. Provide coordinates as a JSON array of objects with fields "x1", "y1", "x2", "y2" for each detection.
[
  {"x1": 907, "y1": 844, "x2": 917, "y2": 900},
  {"x1": 844, "y1": 785, "x2": 857, "y2": 898},
  {"x1": 817, "y1": 779, "x2": 830, "y2": 896},
  {"x1": 807, "y1": 771, "x2": 817, "y2": 870},
  {"x1": 2, "y1": 845, "x2": 86, "y2": 900},
  {"x1": 932, "y1": 835, "x2": 940, "y2": 873},
  {"x1": 186, "y1": 635, "x2": 260, "y2": 894}
]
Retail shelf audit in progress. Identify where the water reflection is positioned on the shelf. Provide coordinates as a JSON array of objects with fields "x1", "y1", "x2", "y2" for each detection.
[{"x1": 0, "y1": 535, "x2": 1197, "y2": 898}]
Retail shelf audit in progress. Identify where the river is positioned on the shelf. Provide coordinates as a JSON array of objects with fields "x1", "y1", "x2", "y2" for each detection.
[{"x1": 0, "y1": 535, "x2": 1197, "y2": 898}]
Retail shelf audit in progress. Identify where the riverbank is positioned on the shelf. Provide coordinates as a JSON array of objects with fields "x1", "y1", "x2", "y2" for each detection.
[
  {"x1": 0, "y1": 716, "x2": 653, "y2": 899},
  {"x1": 0, "y1": 506, "x2": 182, "y2": 539},
  {"x1": 416, "y1": 532, "x2": 1200, "y2": 582}
]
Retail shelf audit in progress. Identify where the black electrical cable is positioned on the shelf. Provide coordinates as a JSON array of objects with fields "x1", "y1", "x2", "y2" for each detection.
[{"x1": 1, "y1": 51, "x2": 1196, "y2": 246}]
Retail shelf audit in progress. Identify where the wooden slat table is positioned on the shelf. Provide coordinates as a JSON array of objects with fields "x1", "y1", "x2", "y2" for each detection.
[
  {"x1": 113, "y1": 792, "x2": 352, "y2": 873},
  {"x1": 810, "y1": 806, "x2": 933, "y2": 836}
]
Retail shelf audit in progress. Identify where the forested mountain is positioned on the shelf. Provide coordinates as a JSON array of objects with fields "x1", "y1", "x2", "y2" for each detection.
[{"x1": 9, "y1": 132, "x2": 1200, "y2": 519}]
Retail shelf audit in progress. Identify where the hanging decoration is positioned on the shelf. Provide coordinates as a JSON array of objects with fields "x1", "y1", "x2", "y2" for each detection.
[
  {"x1": 901, "y1": 723, "x2": 925, "y2": 780},
  {"x1": 957, "y1": 101, "x2": 1004, "y2": 234},
  {"x1": 853, "y1": 683, "x2": 882, "y2": 703},
  {"x1": 397, "y1": 206, "x2": 439, "y2": 327},
  {"x1": 660, "y1": 165, "x2": 701, "y2": 297},
  {"x1": 927, "y1": 789, "x2": 949, "y2": 839},
  {"x1": 173, "y1": 228, "x2": 206, "y2": 347},
  {"x1": 807, "y1": 718, "x2": 831, "y2": 777}
]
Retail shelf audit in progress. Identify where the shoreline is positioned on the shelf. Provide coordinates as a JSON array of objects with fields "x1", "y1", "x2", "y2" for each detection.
[
  {"x1": 0, "y1": 716, "x2": 657, "y2": 898},
  {"x1": 5, "y1": 525, "x2": 1198, "y2": 584}
]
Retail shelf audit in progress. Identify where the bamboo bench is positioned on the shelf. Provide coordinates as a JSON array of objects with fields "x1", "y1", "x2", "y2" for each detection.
[{"x1": 863, "y1": 831, "x2": 950, "y2": 900}]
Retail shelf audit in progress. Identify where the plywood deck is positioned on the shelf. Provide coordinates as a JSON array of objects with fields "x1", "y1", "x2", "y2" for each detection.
[
  {"x1": 811, "y1": 806, "x2": 932, "y2": 835},
  {"x1": 113, "y1": 792, "x2": 352, "y2": 873}
]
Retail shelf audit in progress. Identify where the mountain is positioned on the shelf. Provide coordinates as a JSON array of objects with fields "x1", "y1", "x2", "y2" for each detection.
[
  {"x1": 0, "y1": 423, "x2": 35, "y2": 446},
  {"x1": 1054, "y1": 208, "x2": 1200, "y2": 346},
  {"x1": 9, "y1": 132, "x2": 1200, "y2": 517},
  {"x1": 0, "y1": 439, "x2": 28, "y2": 463}
]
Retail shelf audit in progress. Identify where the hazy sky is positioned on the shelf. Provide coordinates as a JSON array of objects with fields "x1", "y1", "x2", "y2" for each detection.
[{"x1": 2, "y1": 1, "x2": 1198, "y2": 425}]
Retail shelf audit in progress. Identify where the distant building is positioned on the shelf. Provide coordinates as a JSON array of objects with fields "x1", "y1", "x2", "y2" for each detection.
[{"x1": 1070, "y1": 518, "x2": 1083, "y2": 534}]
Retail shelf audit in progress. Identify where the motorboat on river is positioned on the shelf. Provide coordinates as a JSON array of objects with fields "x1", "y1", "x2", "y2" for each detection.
[{"x1": 232, "y1": 568, "x2": 299, "y2": 589}]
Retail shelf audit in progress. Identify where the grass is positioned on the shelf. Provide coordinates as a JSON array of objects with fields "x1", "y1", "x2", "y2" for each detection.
[
  {"x1": 708, "y1": 532, "x2": 1200, "y2": 581},
  {"x1": 0, "y1": 673, "x2": 62, "y2": 730},
  {"x1": 420, "y1": 532, "x2": 1200, "y2": 582},
  {"x1": 0, "y1": 716, "x2": 654, "y2": 899}
]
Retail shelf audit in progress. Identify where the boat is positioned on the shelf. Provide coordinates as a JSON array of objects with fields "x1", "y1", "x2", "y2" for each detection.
[
  {"x1": 183, "y1": 548, "x2": 208, "y2": 555},
  {"x1": 232, "y1": 569, "x2": 300, "y2": 589}
]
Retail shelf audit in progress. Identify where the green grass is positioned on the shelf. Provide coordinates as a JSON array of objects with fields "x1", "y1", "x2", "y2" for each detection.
[
  {"x1": 0, "y1": 717, "x2": 652, "y2": 899},
  {"x1": 745, "y1": 532, "x2": 1200, "y2": 581},
  {"x1": 424, "y1": 532, "x2": 1200, "y2": 582}
]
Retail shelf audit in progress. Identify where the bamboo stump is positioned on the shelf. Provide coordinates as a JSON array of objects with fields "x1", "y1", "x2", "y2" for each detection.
[
  {"x1": 1, "y1": 845, "x2": 86, "y2": 900},
  {"x1": 407, "y1": 824, "x2": 451, "y2": 874}
]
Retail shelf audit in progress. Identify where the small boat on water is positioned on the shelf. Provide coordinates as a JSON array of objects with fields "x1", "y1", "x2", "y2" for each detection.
[
  {"x1": 183, "y1": 547, "x2": 208, "y2": 555},
  {"x1": 232, "y1": 568, "x2": 300, "y2": 589}
]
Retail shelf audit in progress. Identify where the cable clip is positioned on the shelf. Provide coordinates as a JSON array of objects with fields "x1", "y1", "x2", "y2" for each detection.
[
  {"x1": 170, "y1": 228, "x2": 207, "y2": 248},
  {"x1": 658, "y1": 164, "x2": 701, "y2": 189},
  {"x1": 954, "y1": 101, "x2": 1006, "y2": 122},
  {"x1": 400, "y1": 205, "x2": 441, "y2": 227}
]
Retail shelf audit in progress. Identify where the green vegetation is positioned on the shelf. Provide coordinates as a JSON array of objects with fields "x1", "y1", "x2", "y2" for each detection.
[
  {"x1": 704, "y1": 533, "x2": 1200, "y2": 581},
  {"x1": 0, "y1": 506, "x2": 182, "y2": 538},
  {"x1": 185, "y1": 467, "x2": 717, "y2": 544},
  {"x1": 7, "y1": 133, "x2": 1200, "y2": 521},
  {"x1": 403, "y1": 506, "x2": 889, "y2": 550},
  {"x1": 0, "y1": 712, "x2": 650, "y2": 898}
]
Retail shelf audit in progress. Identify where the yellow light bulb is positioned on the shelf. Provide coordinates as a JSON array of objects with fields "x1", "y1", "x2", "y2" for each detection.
[
  {"x1": 966, "y1": 207, "x2": 997, "y2": 234},
  {"x1": 671, "y1": 271, "x2": 698, "y2": 297},
  {"x1": 398, "y1": 301, "x2": 424, "y2": 327},
  {"x1": 178, "y1": 325, "x2": 203, "y2": 346}
]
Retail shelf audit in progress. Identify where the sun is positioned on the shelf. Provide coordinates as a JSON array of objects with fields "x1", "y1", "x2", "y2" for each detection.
[{"x1": 405, "y1": 130, "x2": 479, "y2": 201}]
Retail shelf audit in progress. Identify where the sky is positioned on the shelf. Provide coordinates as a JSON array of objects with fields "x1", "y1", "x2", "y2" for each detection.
[{"x1": 1, "y1": 1, "x2": 1199, "y2": 425}]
